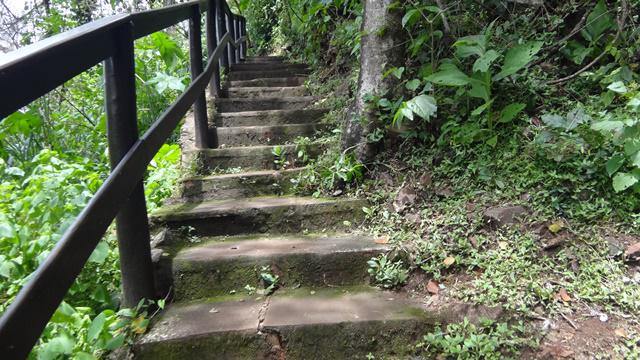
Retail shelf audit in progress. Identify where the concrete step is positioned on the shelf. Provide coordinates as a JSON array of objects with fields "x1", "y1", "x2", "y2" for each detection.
[
  {"x1": 216, "y1": 96, "x2": 315, "y2": 113},
  {"x1": 229, "y1": 69, "x2": 311, "y2": 81},
  {"x1": 230, "y1": 77, "x2": 306, "y2": 87},
  {"x1": 214, "y1": 123, "x2": 325, "y2": 147},
  {"x1": 185, "y1": 143, "x2": 321, "y2": 171},
  {"x1": 181, "y1": 168, "x2": 304, "y2": 201},
  {"x1": 150, "y1": 196, "x2": 366, "y2": 237},
  {"x1": 215, "y1": 109, "x2": 326, "y2": 127},
  {"x1": 226, "y1": 86, "x2": 307, "y2": 98},
  {"x1": 243, "y1": 56, "x2": 285, "y2": 63},
  {"x1": 134, "y1": 287, "x2": 438, "y2": 359},
  {"x1": 170, "y1": 233, "x2": 388, "y2": 300},
  {"x1": 230, "y1": 63, "x2": 308, "y2": 72}
]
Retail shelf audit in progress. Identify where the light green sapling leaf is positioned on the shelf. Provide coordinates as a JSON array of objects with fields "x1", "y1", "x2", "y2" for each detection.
[
  {"x1": 405, "y1": 79, "x2": 421, "y2": 91},
  {"x1": 406, "y1": 95, "x2": 437, "y2": 121},
  {"x1": 494, "y1": 41, "x2": 543, "y2": 80},
  {"x1": 473, "y1": 50, "x2": 500, "y2": 73},
  {"x1": 426, "y1": 64, "x2": 471, "y2": 86},
  {"x1": 607, "y1": 81, "x2": 628, "y2": 94},
  {"x1": 605, "y1": 154, "x2": 625, "y2": 176},
  {"x1": 498, "y1": 103, "x2": 525, "y2": 123},
  {"x1": 612, "y1": 172, "x2": 639, "y2": 192}
]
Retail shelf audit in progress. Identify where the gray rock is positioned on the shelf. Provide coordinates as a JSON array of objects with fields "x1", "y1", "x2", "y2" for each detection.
[{"x1": 483, "y1": 205, "x2": 529, "y2": 228}]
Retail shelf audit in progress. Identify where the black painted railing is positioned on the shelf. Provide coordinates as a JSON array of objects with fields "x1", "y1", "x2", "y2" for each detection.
[{"x1": 0, "y1": 0, "x2": 247, "y2": 357}]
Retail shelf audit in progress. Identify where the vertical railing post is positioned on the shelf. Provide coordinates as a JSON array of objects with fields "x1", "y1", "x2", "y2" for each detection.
[
  {"x1": 233, "y1": 16, "x2": 240, "y2": 62},
  {"x1": 226, "y1": 10, "x2": 236, "y2": 64},
  {"x1": 216, "y1": 0, "x2": 229, "y2": 92},
  {"x1": 104, "y1": 22, "x2": 155, "y2": 309},
  {"x1": 189, "y1": 4, "x2": 210, "y2": 148},
  {"x1": 242, "y1": 17, "x2": 248, "y2": 58},
  {"x1": 239, "y1": 17, "x2": 246, "y2": 60},
  {"x1": 206, "y1": 0, "x2": 221, "y2": 99},
  {"x1": 234, "y1": 16, "x2": 242, "y2": 61}
]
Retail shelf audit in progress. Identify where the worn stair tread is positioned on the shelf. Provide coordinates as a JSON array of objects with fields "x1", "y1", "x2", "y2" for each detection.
[
  {"x1": 180, "y1": 168, "x2": 304, "y2": 201},
  {"x1": 151, "y1": 195, "x2": 364, "y2": 222},
  {"x1": 138, "y1": 287, "x2": 429, "y2": 345},
  {"x1": 175, "y1": 233, "x2": 387, "y2": 262},
  {"x1": 229, "y1": 69, "x2": 311, "y2": 81},
  {"x1": 226, "y1": 86, "x2": 307, "y2": 98},
  {"x1": 230, "y1": 63, "x2": 308, "y2": 71},
  {"x1": 230, "y1": 76, "x2": 306, "y2": 87},
  {"x1": 215, "y1": 123, "x2": 325, "y2": 146},
  {"x1": 184, "y1": 142, "x2": 324, "y2": 171},
  {"x1": 215, "y1": 108, "x2": 326, "y2": 127}
]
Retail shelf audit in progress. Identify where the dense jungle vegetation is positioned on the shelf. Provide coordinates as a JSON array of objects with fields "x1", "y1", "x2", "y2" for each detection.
[{"x1": 1, "y1": 0, "x2": 640, "y2": 358}]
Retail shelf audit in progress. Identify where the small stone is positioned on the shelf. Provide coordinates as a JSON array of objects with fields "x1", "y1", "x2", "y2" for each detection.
[
  {"x1": 624, "y1": 242, "x2": 640, "y2": 263},
  {"x1": 483, "y1": 205, "x2": 528, "y2": 228},
  {"x1": 606, "y1": 236, "x2": 625, "y2": 258},
  {"x1": 393, "y1": 185, "x2": 418, "y2": 213},
  {"x1": 434, "y1": 186, "x2": 454, "y2": 198},
  {"x1": 405, "y1": 212, "x2": 421, "y2": 225},
  {"x1": 418, "y1": 173, "x2": 432, "y2": 187},
  {"x1": 379, "y1": 172, "x2": 394, "y2": 186},
  {"x1": 543, "y1": 233, "x2": 570, "y2": 251}
]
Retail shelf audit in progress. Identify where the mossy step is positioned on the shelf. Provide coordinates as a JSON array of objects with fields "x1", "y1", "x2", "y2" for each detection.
[
  {"x1": 229, "y1": 69, "x2": 311, "y2": 81},
  {"x1": 214, "y1": 123, "x2": 325, "y2": 147},
  {"x1": 230, "y1": 77, "x2": 306, "y2": 87},
  {"x1": 230, "y1": 63, "x2": 308, "y2": 72},
  {"x1": 134, "y1": 287, "x2": 439, "y2": 359},
  {"x1": 216, "y1": 96, "x2": 315, "y2": 112},
  {"x1": 184, "y1": 143, "x2": 322, "y2": 171},
  {"x1": 215, "y1": 109, "x2": 326, "y2": 127},
  {"x1": 181, "y1": 168, "x2": 304, "y2": 201},
  {"x1": 171, "y1": 233, "x2": 388, "y2": 300},
  {"x1": 150, "y1": 196, "x2": 366, "y2": 236},
  {"x1": 226, "y1": 86, "x2": 307, "y2": 98},
  {"x1": 243, "y1": 56, "x2": 284, "y2": 63}
]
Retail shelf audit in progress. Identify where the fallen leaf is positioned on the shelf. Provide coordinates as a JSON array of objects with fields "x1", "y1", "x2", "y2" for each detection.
[
  {"x1": 209, "y1": 307, "x2": 220, "y2": 313},
  {"x1": 615, "y1": 328, "x2": 627, "y2": 338},
  {"x1": 375, "y1": 236, "x2": 389, "y2": 244},
  {"x1": 557, "y1": 288, "x2": 571, "y2": 302},
  {"x1": 498, "y1": 241, "x2": 508, "y2": 249},
  {"x1": 443, "y1": 256, "x2": 456, "y2": 266},
  {"x1": 548, "y1": 221, "x2": 563, "y2": 233},
  {"x1": 427, "y1": 280, "x2": 439, "y2": 294}
]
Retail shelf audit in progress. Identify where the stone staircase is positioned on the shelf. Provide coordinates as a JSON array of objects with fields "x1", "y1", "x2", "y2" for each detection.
[{"x1": 134, "y1": 56, "x2": 439, "y2": 359}]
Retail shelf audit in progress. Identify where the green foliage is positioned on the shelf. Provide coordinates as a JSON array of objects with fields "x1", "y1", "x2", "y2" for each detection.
[
  {"x1": 416, "y1": 319, "x2": 530, "y2": 359},
  {"x1": 367, "y1": 254, "x2": 408, "y2": 289},
  {"x1": 293, "y1": 149, "x2": 364, "y2": 196}
]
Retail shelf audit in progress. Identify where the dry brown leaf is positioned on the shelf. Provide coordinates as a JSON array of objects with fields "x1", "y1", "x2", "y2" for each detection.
[
  {"x1": 557, "y1": 288, "x2": 571, "y2": 302},
  {"x1": 443, "y1": 256, "x2": 456, "y2": 266},
  {"x1": 615, "y1": 328, "x2": 627, "y2": 338},
  {"x1": 427, "y1": 280, "x2": 439, "y2": 295},
  {"x1": 498, "y1": 241, "x2": 508, "y2": 249},
  {"x1": 375, "y1": 236, "x2": 389, "y2": 244}
]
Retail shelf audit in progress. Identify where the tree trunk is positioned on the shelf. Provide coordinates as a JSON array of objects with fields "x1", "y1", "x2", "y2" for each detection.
[{"x1": 342, "y1": 0, "x2": 404, "y2": 164}]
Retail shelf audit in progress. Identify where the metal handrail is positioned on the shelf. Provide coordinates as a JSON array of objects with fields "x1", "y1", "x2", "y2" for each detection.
[{"x1": 0, "y1": 0, "x2": 247, "y2": 357}]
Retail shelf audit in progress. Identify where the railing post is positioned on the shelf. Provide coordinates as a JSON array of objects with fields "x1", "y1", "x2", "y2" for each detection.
[
  {"x1": 206, "y1": 0, "x2": 221, "y2": 99},
  {"x1": 239, "y1": 17, "x2": 246, "y2": 60},
  {"x1": 226, "y1": 10, "x2": 236, "y2": 64},
  {"x1": 216, "y1": 0, "x2": 229, "y2": 88},
  {"x1": 104, "y1": 22, "x2": 155, "y2": 309},
  {"x1": 233, "y1": 16, "x2": 240, "y2": 62},
  {"x1": 189, "y1": 5, "x2": 210, "y2": 148}
]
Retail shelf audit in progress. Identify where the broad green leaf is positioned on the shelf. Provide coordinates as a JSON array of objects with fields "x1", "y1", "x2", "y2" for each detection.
[
  {"x1": 453, "y1": 35, "x2": 486, "y2": 58},
  {"x1": 473, "y1": 50, "x2": 500, "y2": 73},
  {"x1": 605, "y1": 154, "x2": 625, "y2": 176},
  {"x1": 612, "y1": 172, "x2": 639, "y2": 192},
  {"x1": 628, "y1": 96, "x2": 640, "y2": 109},
  {"x1": 565, "y1": 107, "x2": 591, "y2": 129},
  {"x1": 607, "y1": 81, "x2": 628, "y2": 94},
  {"x1": 87, "y1": 311, "x2": 107, "y2": 342},
  {"x1": 581, "y1": 0, "x2": 614, "y2": 42},
  {"x1": 468, "y1": 78, "x2": 490, "y2": 101},
  {"x1": 38, "y1": 335, "x2": 75, "y2": 359},
  {"x1": 591, "y1": 120, "x2": 625, "y2": 132},
  {"x1": 405, "y1": 79, "x2": 421, "y2": 91},
  {"x1": 486, "y1": 135, "x2": 498, "y2": 147},
  {"x1": 105, "y1": 334, "x2": 126, "y2": 351},
  {"x1": 499, "y1": 103, "x2": 525, "y2": 123},
  {"x1": 630, "y1": 151, "x2": 640, "y2": 168},
  {"x1": 406, "y1": 95, "x2": 437, "y2": 121},
  {"x1": 426, "y1": 64, "x2": 471, "y2": 86},
  {"x1": 541, "y1": 114, "x2": 566, "y2": 129},
  {"x1": 494, "y1": 41, "x2": 543, "y2": 80},
  {"x1": 471, "y1": 100, "x2": 493, "y2": 116},
  {"x1": 624, "y1": 139, "x2": 640, "y2": 157},
  {"x1": 88, "y1": 241, "x2": 109, "y2": 264},
  {"x1": 402, "y1": 9, "x2": 419, "y2": 28}
]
